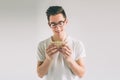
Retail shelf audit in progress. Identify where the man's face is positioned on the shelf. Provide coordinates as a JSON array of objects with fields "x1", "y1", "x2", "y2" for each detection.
[{"x1": 48, "y1": 13, "x2": 67, "y2": 35}]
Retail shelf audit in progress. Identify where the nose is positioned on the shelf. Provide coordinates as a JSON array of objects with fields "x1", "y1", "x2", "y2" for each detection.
[{"x1": 54, "y1": 25, "x2": 61, "y2": 30}]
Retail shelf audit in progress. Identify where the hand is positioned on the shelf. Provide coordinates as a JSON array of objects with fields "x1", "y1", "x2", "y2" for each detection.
[
  {"x1": 59, "y1": 43, "x2": 72, "y2": 61},
  {"x1": 46, "y1": 43, "x2": 58, "y2": 60}
]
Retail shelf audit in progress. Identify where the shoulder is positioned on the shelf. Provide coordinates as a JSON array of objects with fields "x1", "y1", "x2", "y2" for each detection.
[
  {"x1": 68, "y1": 36, "x2": 84, "y2": 46},
  {"x1": 38, "y1": 37, "x2": 51, "y2": 47}
]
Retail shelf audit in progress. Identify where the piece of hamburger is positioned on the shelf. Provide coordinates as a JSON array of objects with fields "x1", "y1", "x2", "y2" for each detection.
[{"x1": 51, "y1": 41, "x2": 65, "y2": 48}]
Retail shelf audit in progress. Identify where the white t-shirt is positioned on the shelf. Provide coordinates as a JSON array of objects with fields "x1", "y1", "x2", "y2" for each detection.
[{"x1": 37, "y1": 36, "x2": 86, "y2": 80}]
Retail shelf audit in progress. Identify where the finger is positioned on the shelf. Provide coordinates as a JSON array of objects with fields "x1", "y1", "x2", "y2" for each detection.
[
  {"x1": 46, "y1": 46, "x2": 58, "y2": 54},
  {"x1": 61, "y1": 43, "x2": 71, "y2": 50},
  {"x1": 60, "y1": 41, "x2": 66, "y2": 46},
  {"x1": 47, "y1": 44, "x2": 55, "y2": 50},
  {"x1": 62, "y1": 46, "x2": 71, "y2": 53},
  {"x1": 64, "y1": 44, "x2": 71, "y2": 50},
  {"x1": 49, "y1": 49, "x2": 58, "y2": 56},
  {"x1": 60, "y1": 49, "x2": 70, "y2": 56},
  {"x1": 61, "y1": 46, "x2": 72, "y2": 56},
  {"x1": 47, "y1": 45, "x2": 58, "y2": 53},
  {"x1": 47, "y1": 44, "x2": 58, "y2": 51},
  {"x1": 63, "y1": 50, "x2": 70, "y2": 56}
]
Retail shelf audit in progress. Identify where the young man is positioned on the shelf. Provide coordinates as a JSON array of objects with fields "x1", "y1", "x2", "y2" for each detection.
[{"x1": 37, "y1": 6, "x2": 86, "y2": 80}]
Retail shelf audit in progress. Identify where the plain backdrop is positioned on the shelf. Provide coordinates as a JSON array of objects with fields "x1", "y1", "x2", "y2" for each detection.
[{"x1": 0, "y1": 0, "x2": 120, "y2": 80}]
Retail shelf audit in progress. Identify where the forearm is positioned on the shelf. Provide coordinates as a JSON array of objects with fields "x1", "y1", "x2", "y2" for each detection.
[
  {"x1": 66, "y1": 58, "x2": 85, "y2": 78},
  {"x1": 37, "y1": 58, "x2": 51, "y2": 78}
]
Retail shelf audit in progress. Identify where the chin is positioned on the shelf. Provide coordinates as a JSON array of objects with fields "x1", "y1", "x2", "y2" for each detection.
[{"x1": 54, "y1": 32, "x2": 62, "y2": 35}]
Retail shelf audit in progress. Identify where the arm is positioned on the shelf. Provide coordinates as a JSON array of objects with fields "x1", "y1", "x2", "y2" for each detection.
[
  {"x1": 37, "y1": 58, "x2": 51, "y2": 78},
  {"x1": 59, "y1": 44, "x2": 86, "y2": 78},
  {"x1": 37, "y1": 44, "x2": 58, "y2": 78},
  {"x1": 66, "y1": 57, "x2": 86, "y2": 78}
]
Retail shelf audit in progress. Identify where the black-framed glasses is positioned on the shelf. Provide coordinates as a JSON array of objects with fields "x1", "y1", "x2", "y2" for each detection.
[{"x1": 49, "y1": 19, "x2": 66, "y2": 28}]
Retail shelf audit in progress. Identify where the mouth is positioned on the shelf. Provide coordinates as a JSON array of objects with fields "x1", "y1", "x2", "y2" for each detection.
[
  {"x1": 55, "y1": 29, "x2": 63, "y2": 33},
  {"x1": 55, "y1": 30, "x2": 61, "y2": 33}
]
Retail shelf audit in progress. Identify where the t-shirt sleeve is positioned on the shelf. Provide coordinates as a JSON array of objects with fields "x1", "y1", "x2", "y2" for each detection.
[
  {"x1": 36, "y1": 42, "x2": 46, "y2": 61},
  {"x1": 75, "y1": 41, "x2": 86, "y2": 60}
]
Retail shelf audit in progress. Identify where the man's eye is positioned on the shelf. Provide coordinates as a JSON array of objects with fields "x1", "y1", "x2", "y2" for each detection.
[
  {"x1": 59, "y1": 21, "x2": 64, "y2": 25},
  {"x1": 51, "y1": 23, "x2": 56, "y2": 26}
]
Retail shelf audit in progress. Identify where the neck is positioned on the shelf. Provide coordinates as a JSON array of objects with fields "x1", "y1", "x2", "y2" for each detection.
[{"x1": 52, "y1": 32, "x2": 67, "y2": 41}]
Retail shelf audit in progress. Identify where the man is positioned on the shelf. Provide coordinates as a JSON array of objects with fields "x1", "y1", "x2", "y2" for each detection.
[{"x1": 37, "y1": 6, "x2": 86, "y2": 80}]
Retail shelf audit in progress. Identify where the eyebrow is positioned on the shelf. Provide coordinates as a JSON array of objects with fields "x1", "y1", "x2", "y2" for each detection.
[
  {"x1": 50, "y1": 22, "x2": 57, "y2": 24},
  {"x1": 50, "y1": 20, "x2": 64, "y2": 24}
]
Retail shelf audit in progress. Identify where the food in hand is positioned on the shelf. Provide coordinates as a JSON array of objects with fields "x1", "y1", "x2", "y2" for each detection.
[{"x1": 51, "y1": 41, "x2": 64, "y2": 48}]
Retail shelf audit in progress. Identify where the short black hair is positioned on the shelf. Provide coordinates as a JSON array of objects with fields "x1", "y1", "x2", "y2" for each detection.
[{"x1": 46, "y1": 6, "x2": 67, "y2": 21}]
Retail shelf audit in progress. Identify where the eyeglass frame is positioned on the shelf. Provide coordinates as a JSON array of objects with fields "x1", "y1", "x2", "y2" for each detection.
[{"x1": 48, "y1": 19, "x2": 66, "y2": 28}]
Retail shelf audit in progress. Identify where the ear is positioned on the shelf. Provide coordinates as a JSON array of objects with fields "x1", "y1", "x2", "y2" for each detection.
[
  {"x1": 48, "y1": 22, "x2": 51, "y2": 27},
  {"x1": 65, "y1": 18, "x2": 68, "y2": 24}
]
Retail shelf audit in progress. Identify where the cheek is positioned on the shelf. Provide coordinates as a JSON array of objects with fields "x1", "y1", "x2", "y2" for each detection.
[
  {"x1": 52, "y1": 29, "x2": 55, "y2": 32},
  {"x1": 52, "y1": 29, "x2": 57, "y2": 33},
  {"x1": 59, "y1": 27, "x2": 63, "y2": 31},
  {"x1": 62, "y1": 26, "x2": 66, "y2": 30}
]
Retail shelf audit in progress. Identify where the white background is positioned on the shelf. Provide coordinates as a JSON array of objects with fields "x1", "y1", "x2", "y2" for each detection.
[{"x1": 0, "y1": 0, "x2": 120, "y2": 80}]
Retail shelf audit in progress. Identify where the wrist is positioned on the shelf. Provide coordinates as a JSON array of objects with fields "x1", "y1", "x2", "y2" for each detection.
[
  {"x1": 66, "y1": 57, "x2": 76, "y2": 68},
  {"x1": 45, "y1": 54, "x2": 52, "y2": 61},
  {"x1": 65, "y1": 56, "x2": 73, "y2": 63}
]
